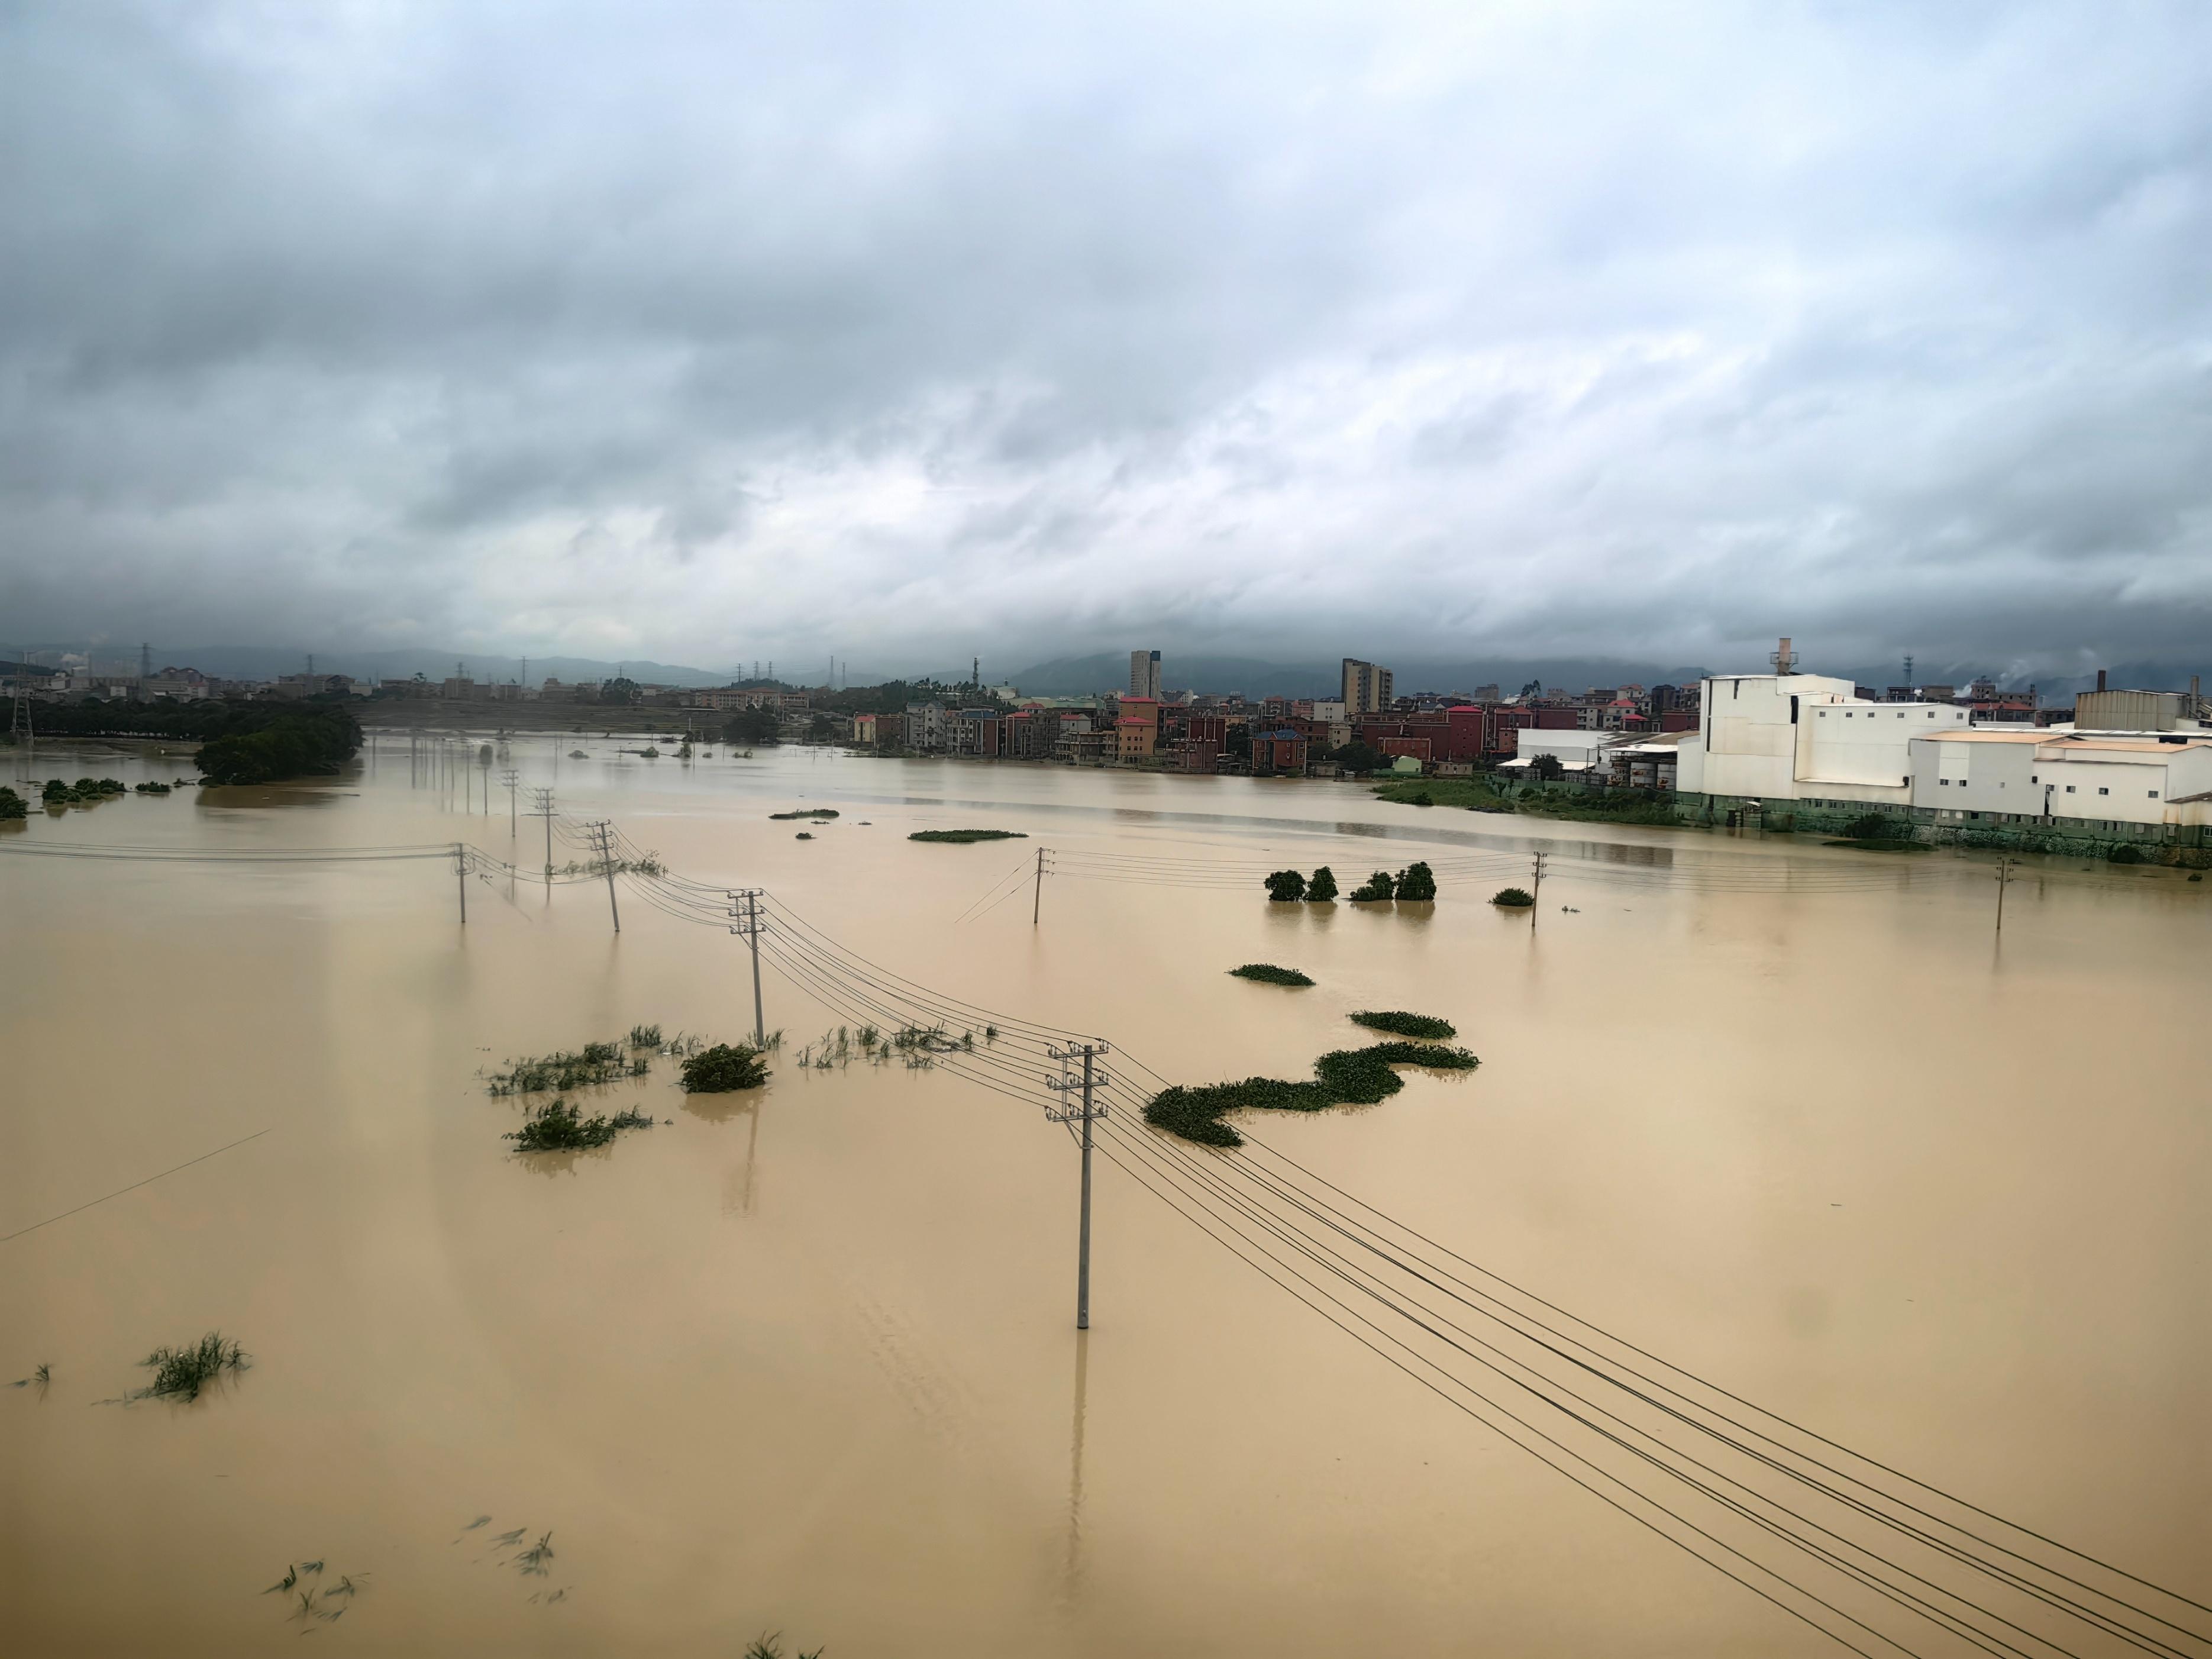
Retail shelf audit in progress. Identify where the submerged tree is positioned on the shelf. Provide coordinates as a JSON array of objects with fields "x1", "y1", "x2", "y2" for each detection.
[
  {"x1": 1394, "y1": 861, "x2": 1437, "y2": 901},
  {"x1": 1348, "y1": 869, "x2": 1396, "y2": 902},
  {"x1": 1262, "y1": 869, "x2": 1308, "y2": 902},
  {"x1": 1304, "y1": 866, "x2": 1338, "y2": 902}
]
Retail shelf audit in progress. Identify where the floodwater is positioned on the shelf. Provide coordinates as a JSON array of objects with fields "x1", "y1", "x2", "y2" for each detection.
[{"x1": 2, "y1": 735, "x2": 2207, "y2": 1657}]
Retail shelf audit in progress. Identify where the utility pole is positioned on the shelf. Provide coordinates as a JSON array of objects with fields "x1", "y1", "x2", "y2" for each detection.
[
  {"x1": 1045, "y1": 1044, "x2": 1110, "y2": 1330},
  {"x1": 501, "y1": 767, "x2": 520, "y2": 835},
  {"x1": 728, "y1": 889, "x2": 766, "y2": 1045},
  {"x1": 1033, "y1": 846, "x2": 1048, "y2": 924},
  {"x1": 530, "y1": 788, "x2": 556, "y2": 888},
  {"x1": 454, "y1": 843, "x2": 467, "y2": 924},
  {"x1": 586, "y1": 820, "x2": 621, "y2": 932},
  {"x1": 1994, "y1": 857, "x2": 2017, "y2": 935},
  {"x1": 1530, "y1": 849, "x2": 1547, "y2": 928}
]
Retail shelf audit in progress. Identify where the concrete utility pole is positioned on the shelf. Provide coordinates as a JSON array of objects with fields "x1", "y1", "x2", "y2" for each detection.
[
  {"x1": 530, "y1": 788, "x2": 556, "y2": 888},
  {"x1": 1045, "y1": 1043, "x2": 1110, "y2": 1331},
  {"x1": 1530, "y1": 849, "x2": 1547, "y2": 928},
  {"x1": 454, "y1": 843, "x2": 467, "y2": 924},
  {"x1": 586, "y1": 819, "x2": 621, "y2": 932},
  {"x1": 728, "y1": 889, "x2": 766, "y2": 1045},
  {"x1": 500, "y1": 767, "x2": 520, "y2": 835},
  {"x1": 1033, "y1": 846, "x2": 1048, "y2": 924},
  {"x1": 1994, "y1": 857, "x2": 2017, "y2": 935}
]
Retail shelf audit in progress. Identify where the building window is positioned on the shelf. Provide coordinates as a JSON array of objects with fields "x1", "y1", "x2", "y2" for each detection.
[
  {"x1": 2066, "y1": 785, "x2": 2075, "y2": 793},
  {"x1": 2150, "y1": 790, "x2": 2160, "y2": 799},
  {"x1": 2098, "y1": 787, "x2": 2109, "y2": 796}
]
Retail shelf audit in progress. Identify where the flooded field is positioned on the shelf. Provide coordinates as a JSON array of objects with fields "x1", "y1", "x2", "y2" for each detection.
[{"x1": 4, "y1": 736, "x2": 2208, "y2": 1657}]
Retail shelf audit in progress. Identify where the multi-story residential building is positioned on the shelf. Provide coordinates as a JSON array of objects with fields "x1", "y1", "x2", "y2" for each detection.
[
  {"x1": 1341, "y1": 658, "x2": 1393, "y2": 715},
  {"x1": 1250, "y1": 730, "x2": 1309, "y2": 776},
  {"x1": 903, "y1": 702, "x2": 950, "y2": 751},
  {"x1": 1129, "y1": 650, "x2": 1162, "y2": 701}
]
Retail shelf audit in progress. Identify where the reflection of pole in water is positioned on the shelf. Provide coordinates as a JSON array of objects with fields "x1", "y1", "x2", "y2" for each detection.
[
  {"x1": 742, "y1": 1098, "x2": 760, "y2": 1214},
  {"x1": 1063, "y1": 1329, "x2": 1090, "y2": 1605}
]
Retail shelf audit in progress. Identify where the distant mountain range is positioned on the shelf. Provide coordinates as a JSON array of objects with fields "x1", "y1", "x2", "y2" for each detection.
[{"x1": 37, "y1": 647, "x2": 738, "y2": 688}]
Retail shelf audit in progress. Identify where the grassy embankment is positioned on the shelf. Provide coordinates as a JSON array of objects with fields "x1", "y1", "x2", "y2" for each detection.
[{"x1": 1371, "y1": 774, "x2": 1680, "y2": 827}]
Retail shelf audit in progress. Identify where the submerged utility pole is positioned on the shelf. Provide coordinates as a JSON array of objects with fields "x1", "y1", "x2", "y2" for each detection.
[
  {"x1": 530, "y1": 788, "x2": 556, "y2": 888},
  {"x1": 500, "y1": 767, "x2": 520, "y2": 835},
  {"x1": 586, "y1": 819, "x2": 621, "y2": 932},
  {"x1": 728, "y1": 888, "x2": 766, "y2": 1045},
  {"x1": 1994, "y1": 857, "x2": 2017, "y2": 935},
  {"x1": 1045, "y1": 1042, "x2": 1110, "y2": 1330},
  {"x1": 454, "y1": 842, "x2": 467, "y2": 924},
  {"x1": 1033, "y1": 846, "x2": 1048, "y2": 924},
  {"x1": 1530, "y1": 849, "x2": 1547, "y2": 928}
]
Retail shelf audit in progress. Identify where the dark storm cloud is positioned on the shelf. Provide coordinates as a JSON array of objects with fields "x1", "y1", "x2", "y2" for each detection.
[{"x1": 1, "y1": 0, "x2": 2208, "y2": 680}]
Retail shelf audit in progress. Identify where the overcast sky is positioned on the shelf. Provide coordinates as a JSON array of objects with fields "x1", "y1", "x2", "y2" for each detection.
[{"x1": 3, "y1": 1, "x2": 2208, "y2": 680}]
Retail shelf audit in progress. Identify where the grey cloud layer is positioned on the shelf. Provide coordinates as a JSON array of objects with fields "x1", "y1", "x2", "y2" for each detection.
[{"x1": 2, "y1": 0, "x2": 2208, "y2": 679}]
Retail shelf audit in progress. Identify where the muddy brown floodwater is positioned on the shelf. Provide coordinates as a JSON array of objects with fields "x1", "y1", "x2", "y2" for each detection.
[{"x1": 3, "y1": 737, "x2": 2208, "y2": 1657}]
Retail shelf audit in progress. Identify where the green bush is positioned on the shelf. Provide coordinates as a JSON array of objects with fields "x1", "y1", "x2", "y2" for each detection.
[
  {"x1": 1348, "y1": 869, "x2": 1396, "y2": 902},
  {"x1": 1263, "y1": 869, "x2": 1308, "y2": 901},
  {"x1": 1229, "y1": 964, "x2": 1315, "y2": 986},
  {"x1": 680, "y1": 1043, "x2": 770, "y2": 1092},
  {"x1": 1842, "y1": 812, "x2": 1891, "y2": 840},
  {"x1": 40, "y1": 779, "x2": 74, "y2": 805},
  {"x1": 1304, "y1": 866, "x2": 1338, "y2": 902},
  {"x1": 1394, "y1": 860, "x2": 1437, "y2": 901},
  {"x1": 2107, "y1": 844, "x2": 2145, "y2": 864},
  {"x1": 1349, "y1": 1010, "x2": 1457, "y2": 1040},
  {"x1": 1491, "y1": 886, "x2": 1535, "y2": 907},
  {"x1": 0, "y1": 786, "x2": 27, "y2": 819}
]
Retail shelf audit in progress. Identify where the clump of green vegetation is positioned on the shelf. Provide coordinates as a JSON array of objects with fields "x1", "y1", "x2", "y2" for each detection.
[
  {"x1": 2107, "y1": 844, "x2": 2145, "y2": 865},
  {"x1": 909, "y1": 828, "x2": 1027, "y2": 843},
  {"x1": 679, "y1": 1043, "x2": 770, "y2": 1092},
  {"x1": 627, "y1": 1024, "x2": 662, "y2": 1048},
  {"x1": 1348, "y1": 869, "x2": 1396, "y2": 901},
  {"x1": 1394, "y1": 860, "x2": 1437, "y2": 901},
  {"x1": 795, "y1": 831, "x2": 815, "y2": 840},
  {"x1": 506, "y1": 1098, "x2": 657, "y2": 1151},
  {"x1": 136, "y1": 1332, "x2": 250, "y2": 1401},
  {"x1": 1350, "y1": 1010, "x2": 1457, "y2": 1039},
  {"x1": 745, "y1": 1634, "x2": 825, "y2": 1659},
  {"x1": 1262, "y1": 869, "x2": 1307, "y2": 900},
  {"x1": 770, "y1": 808, "x2": 841, "y2": 820},
  {"x1": 0, "y1": 786, "x2": 24, "y2": 821},
  {"x1": 1304, "y1": 866, "x2": 1338, "y2": 902},
  {"x1": 1491, "y1": 886, "x2": 1535, "y2": 907},
  {"x1": 1144, "y1": 1042, "x2": 1479, "y2": 1147},
  {"x1": 1229, "y1": 964, "x2": 1315, "y2": 986},
  {"x1": 133, "y1": 780, "x2": 173, "y2": 795},
  {"x1": 568, "y1": 748, "x2": 588, "y2": 759},
  {"x1": 486, "y1": 1040, "x2": 648, "y2": 1095},
  {"x1": 10, "y1": 1362, "x2": 51, "y2": 1389}
]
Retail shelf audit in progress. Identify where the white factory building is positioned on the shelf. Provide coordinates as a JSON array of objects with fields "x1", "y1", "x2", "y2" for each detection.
[{"x1": 1668, "y1": 670, "x2": 2212, "y2": 847}]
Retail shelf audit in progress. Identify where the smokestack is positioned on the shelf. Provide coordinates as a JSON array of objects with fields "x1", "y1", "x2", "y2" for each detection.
[{"x1": 2096, "y1": 668, "x2": 2107, "y2": 692}]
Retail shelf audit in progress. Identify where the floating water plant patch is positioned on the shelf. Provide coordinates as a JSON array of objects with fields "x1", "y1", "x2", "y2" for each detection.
[
  {"x1": 679, "y1": 1042, "x2": 771, "y2": 1092},
  {"x1": 506, "y1": 1098, "x2": 656, "y2": 1151},
  {"x1": 909, "y1": 828, "x2": 1027, "y2": 843},
  {"x1": 135, "y1": 1332, "x2": 250, "y2": 1401},
  {"x1": 1349, "y1": 1010, "x2": 1457, "y2": 1040},
  {"x1": 1144, "y1": 1041, "x2": 1478, "y2": 1147},
  {"x1": 486, "y1": 1041, "x2": 648, "y2": 1095},
  {"x1": 1229, "y1": 964, "x2": 1315, "y2": 986}
]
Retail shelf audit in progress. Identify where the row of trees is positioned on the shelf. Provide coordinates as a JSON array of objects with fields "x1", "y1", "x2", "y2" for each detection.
[{"x1": 1262, "y1": 861, "x2": 1436, "y2": 902}]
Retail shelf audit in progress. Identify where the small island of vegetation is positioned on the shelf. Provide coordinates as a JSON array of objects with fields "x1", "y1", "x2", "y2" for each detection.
[
  {"x1": 679, "y1": 1042, "x2": 771, "y2": 1092},
  {"x1": 1349, "y1": 1011, "x2": 1457, "y2": 1040},
  {"x1": 1144, "y1": 1041, "x2": 1480, "y2": 1147},
  {"x1": 508, "y1": 1098, "x2": 657, "y2": 1151},
  {"x1": 909, "y1": 828, "x2": 1027, "y2": 843},
  {"x1": 770, "y1": 808, "x2": 840, "y2": 821},
  {"x1": 1229, "y1": 964, "x2": 1315, "y2": 986}
]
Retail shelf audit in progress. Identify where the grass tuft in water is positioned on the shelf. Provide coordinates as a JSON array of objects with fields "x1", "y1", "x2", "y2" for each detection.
[
  {"x1": 506, "y1": 1098, "x2": 657, "y2": 1151},
  {"x1": 1229, "y1": 963, "x2": 1315, "y2": 987},
  {"x1": 487, "y1": 1040, "x2": 649, "y2": 1095},
  {"x1": 136, "y1": 1332, "x2": 249, "y2": 1400},
  {"x1": 746, "y1": 1635, "x2": 826, "y2": 1659},
  {"x1": 1348, "y1": 1010, "x2": 1457, "y2": 1040},
  {"x1": 627, "y1": 1024, "x2": 663, "y2": 1048}
]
